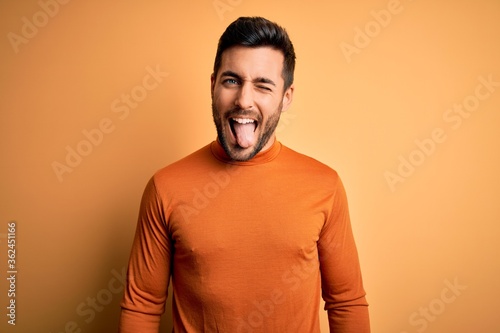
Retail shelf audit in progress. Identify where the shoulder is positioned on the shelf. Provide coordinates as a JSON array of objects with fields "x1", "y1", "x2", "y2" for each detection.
[
  {"x1": 279, "y1": 144, "x2": 340, "y2": 177},
  {"x1": 152, "y1": 143, "x2": 213, "y2": 185},
  {"x1": 276, "y1": 143, "x2": 345, "y2": 193}
]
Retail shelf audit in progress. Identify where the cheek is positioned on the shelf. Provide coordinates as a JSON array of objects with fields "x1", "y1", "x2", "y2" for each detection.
[
  {"x1": 256, "y1": 96, "x2": 282, "y2": 113},
  {"x1": 214, "y1": 89, "x2": 235, "y2": 108},
  {"x1": 220, "y1": 90, "x2": 234, "y2": 103}
]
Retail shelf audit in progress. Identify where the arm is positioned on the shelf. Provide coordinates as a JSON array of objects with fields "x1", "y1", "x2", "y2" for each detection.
[
  {"x1": 318, "y1": 176, "x2": 370, "y2": 332},
  {"x1": 119, "y1": 177, "x2": 172, "y2": 333}
]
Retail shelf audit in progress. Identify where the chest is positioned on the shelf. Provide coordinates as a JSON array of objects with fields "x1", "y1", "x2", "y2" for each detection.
[{"x1": 168, "y1": 174, "x2": 328, "y2": 267}]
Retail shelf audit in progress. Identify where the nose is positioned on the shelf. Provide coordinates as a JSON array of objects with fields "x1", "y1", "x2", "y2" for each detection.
[{"x1": 235, "y1": 82, "x2": 254, "y2": 110}]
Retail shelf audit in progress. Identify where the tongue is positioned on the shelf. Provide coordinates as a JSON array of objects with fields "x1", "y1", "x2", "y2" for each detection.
[{"x1": 233, "y1": 123, "x2": 256, "y2": 148}]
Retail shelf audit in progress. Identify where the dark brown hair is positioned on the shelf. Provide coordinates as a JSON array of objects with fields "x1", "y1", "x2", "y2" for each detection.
[{"x1": 213, "y1": 16, "x2": 296, "y2": 90}]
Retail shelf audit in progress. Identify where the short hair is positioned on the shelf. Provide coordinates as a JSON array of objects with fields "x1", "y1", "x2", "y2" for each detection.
[{"x1": 213, "y1": 16, "x2": 296, "y2": 90}]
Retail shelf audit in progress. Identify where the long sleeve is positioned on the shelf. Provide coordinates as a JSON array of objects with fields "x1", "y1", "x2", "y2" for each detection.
[
  {"x1": 119, "y1": 177, "x2": 172, "y2": 333},
  {"x1": 318, "y1": 176, "x2": 370, "y2": 332},
  {"x1": 119, "y1": 142, "x2": 370, "y2": 331}
]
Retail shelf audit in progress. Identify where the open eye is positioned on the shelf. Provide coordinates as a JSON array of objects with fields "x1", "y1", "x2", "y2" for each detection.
[{"x1": 223, "y1": 78, "x2": 239, "y2": 85}]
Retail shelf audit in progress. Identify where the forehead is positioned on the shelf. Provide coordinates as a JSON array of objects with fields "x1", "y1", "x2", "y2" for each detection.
[{"x1": 219, "y1": 46, "x2": 285, "y2": 82}]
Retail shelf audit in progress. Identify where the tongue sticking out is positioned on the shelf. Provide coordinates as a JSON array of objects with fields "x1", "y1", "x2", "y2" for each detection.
[{"x1": 232, "y1": 121, "x2": 257, "y2": 149}]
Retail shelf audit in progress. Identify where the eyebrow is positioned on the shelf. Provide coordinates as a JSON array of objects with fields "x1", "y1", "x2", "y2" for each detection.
[{"x1": 220, "y1": 70, "x2": 277, "y2": 87}]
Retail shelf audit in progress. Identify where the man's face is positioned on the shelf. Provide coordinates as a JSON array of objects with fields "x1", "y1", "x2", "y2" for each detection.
[{"x1": 211, "y1": 46, "x2": 294, "y2": 161}]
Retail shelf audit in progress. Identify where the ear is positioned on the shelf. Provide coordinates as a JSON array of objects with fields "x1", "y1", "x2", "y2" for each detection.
[
  {"x1": 210, "y1": 73, "x2": 216, "y2": 98},
  {"x1": 281, "y1": 84, "x2": 294, "y2": 112}
]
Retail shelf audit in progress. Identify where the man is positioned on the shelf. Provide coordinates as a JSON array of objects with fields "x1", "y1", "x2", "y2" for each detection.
[{"x1": 119, "y1": 16, "x2": 370, "y2": 332}]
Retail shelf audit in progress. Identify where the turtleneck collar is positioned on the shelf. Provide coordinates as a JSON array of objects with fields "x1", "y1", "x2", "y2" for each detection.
[{"x1": 210, "y1": 138, "x2": 282, "y2": 165}]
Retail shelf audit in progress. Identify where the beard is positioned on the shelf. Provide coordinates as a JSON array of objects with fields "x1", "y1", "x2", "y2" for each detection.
[{"x1": 212, "y1": 101, "x2": 283, "y2": 161}]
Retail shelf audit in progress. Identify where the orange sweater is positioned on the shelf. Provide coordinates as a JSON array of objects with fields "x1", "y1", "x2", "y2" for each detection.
[{"x1": 119, "y1": 140, "x2": 370, "y2": 332}]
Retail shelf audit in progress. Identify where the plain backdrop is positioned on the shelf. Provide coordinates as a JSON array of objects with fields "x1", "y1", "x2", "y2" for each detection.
[{"x1": 1, "y1": 0, "x2": 499, "y2": 332}]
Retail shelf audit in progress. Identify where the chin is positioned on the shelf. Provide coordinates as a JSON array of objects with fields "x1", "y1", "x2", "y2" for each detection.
[{"x1": 225, "y1": 144, "x2": 259, "y2": 161}]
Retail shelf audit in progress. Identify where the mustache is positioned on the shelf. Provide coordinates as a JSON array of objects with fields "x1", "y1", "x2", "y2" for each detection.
[{"x1": 225, "y1": 108, "x2": 261, "y2": 120}]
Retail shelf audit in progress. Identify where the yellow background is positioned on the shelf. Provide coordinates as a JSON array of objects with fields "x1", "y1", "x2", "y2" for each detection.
[{"x1": 1, "y1": 0, "x2": 499, "y2": 332}]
